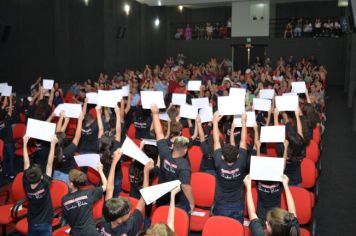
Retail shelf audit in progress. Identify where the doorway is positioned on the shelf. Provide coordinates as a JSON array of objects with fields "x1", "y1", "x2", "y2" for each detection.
[{"x1": 233, "y1": 44, "x2": 267, "y2": 71}]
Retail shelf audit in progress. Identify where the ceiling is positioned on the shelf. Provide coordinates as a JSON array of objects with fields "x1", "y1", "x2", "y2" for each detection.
[{"x1": 135, "y1": 0, "x2": 337, "y2": 7}]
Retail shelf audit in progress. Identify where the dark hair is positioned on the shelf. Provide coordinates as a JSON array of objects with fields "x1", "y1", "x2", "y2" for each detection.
[
  {"x1": 0, "y1": 109, "x2": 6, "y2": 121},
  {"x1": 99, "y1": 135, "x2": 113, "y2": 166},
  {"x1": 222, "y1": 144, "x2": 239, "y2": 163},
  {"x1": 103, "y1": 198, "x2": 131, "y2": 222},
  {"x1": 24, "y1": 164, "x2": 42, "y2": 184},
  {"x1": 54, "y1": 132, "x2": 67, "y2": 168},
  {"x1": 68, "y1": 169, "x2": 87, "y2": 188},
  {"x1": 302, "y1": 103, "x2": 319, "y2": 130},
  {"x1": 143, "y1": 145, "x2": 159, "y2": 162},
  {"x1": 286, "y1": 129, "x2": 306, "y2": 162},
  {"x1": 34, "y1": 100, "x2": 52, "y2": 121},
  {"x1": 170, "y1": 122, "x2": 182, "y2": 137}
]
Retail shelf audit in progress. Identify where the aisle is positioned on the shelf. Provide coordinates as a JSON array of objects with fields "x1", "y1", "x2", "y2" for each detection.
[{"x1": 314, "y1": 86, "x2": 356, "y2": 235}]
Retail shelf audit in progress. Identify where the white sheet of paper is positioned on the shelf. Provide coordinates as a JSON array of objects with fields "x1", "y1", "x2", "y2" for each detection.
[
  {"x1": 218, "y1": 96, "x2": 245, "y2": 115},
  {"x1": 122, "y1": 85, "x2": 130, "y2": 97},
  {"x1": 187, "y1": 81, "x2": 202, "y2": 91},
  {"x1": 292, "y1": 81, "x2": 306, "y2": 94},
  {"x1": 273, "y1": 75, "x2": 284, "y2": 81},
  {"x1": 54, "y1": 103, "x2": 82, "y2": 118},
  {"x1": 253, "y1": 98, "x2": 271, "y2": 112},
  {"x1": 43, "y1": 79, "x2": 54, "y2": 90},
  {"x1": 121, "y1": 136, "x2": 150, "y2": 165},
  {"x1": 275, "y1": 95, "x2": 299, "y2": 111},
  {"x1": 65, "y1": 228, "x2": 71, "y2": 233},
  {"x1": 199, "y1": 106, "x2": 213, "y2": 123},
  {"x1": 98, "y1": 90, "x2": 122, "y2": 108},
  {"x1": 172, "y1": 93, "x2": 186, "y2": 105},
  {"x1": 0, "y1": 85, "x2": 12, "y2": 96},
  {"x1": 250, "y1": 156, "x2": 285, "y2": 182},
  {"x1": 142, "y1": 139, "x2": 157, "y2": 146},
  {"x1": 233, "y1": 111, "x2": 256, "y2": 127},
  {"x1": 86, "y1": 92, "x2": 98, "y2": 105},
  {"x1": 74, "y1": 154, "x2": 100, "y2": 169},
  {"x1": 259, "y1": 89, "x2": 275, "y2": 99},
  {"x1": 140, "y1": 180, "x2": 181, "y2": 205},
  {"x1": 141, "y1": 91, "x2": 166, "y2": 109},
  {"x1": 159, "y1": 112, "x2": 170, "y2": 121},
  {"x1": 282, "y1": 92, "x2": 298, "y2": 96},
  {"x1": 191, "y1": 211, "x2": 206, "y2": 217},
  {"x1": 229, "y1": 88, "x2": 246, "y2": 98},
  {"x1": 0, "y1": 83, "x2": 8, "y2": 86},
  {"x1": 179, "y1": 104, "x2": 198, "y2": 120},
  {"x1": 192, "y1": 97, "x2": 209, "y2": 108},
  {"x1": 260, "y1": 126, "x2": 285, "y2": 143},
  {"x1": 26, "y1": 118, "x2": 56, "y2": 142}
]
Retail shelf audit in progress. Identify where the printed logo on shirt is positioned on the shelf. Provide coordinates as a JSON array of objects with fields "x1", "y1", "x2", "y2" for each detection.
[
  {"x1": 134, "y1": 121, "x2": 147, "y2": 129},
  {"x1": 82, "y1": 128, "x2": 93, "y2": 135},
  {"x1": 163, "y1": 159, "x2": 177, "y2": 174},
  {"x1": 99, "y1": 227, "x2": 128, "y2": 236},
  {"x1": 63, "y1": 195, "x2": 89, "y2": 211},
  {"x1": 257, "y1": 182, "x2": 281, "y2": 194},
  {"x1": 220, "y1": 167, "x2": 241, "y2": 179},
  {"x1": 27, "y1": 188, "x2": 46, "y2": 199}
]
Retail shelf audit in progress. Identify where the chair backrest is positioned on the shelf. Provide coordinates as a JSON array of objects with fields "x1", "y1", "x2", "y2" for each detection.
[
  {"x1": 202, "y1": 216, "x2": 244, "y2": 236},
  {"x1": 301, "y1": 158, "x2": 317, "y2": 189},
  {"x1": 19, "y1": 113, "x2": 26, "y2": 123},
  {"x1": 280, "y1": 187, "x2": 312, "y2": 225},
  {"x1": 50, "y1": 180, "x2": 69, "y2": 208},
  {"x1": 191, "y1": 172, "x2": 215, "y2": 208},
  {"x1": 93, "y1": 196, "x2": 104, "y2": 219},
  {"x1": 12, "y1": 123, "x2": 27, "y2": 140},
  {"x1": 12, "y1": 172, "x2": 26, "y2": 201},
  {"x1": 64, "y1": 92, "x2": 74, "y2": 103},
  {"x1": 127, "y1": 124, "x2": 136, "y2": 139},
  {"x1": 266, "y1": 143, "x2": 278, "y2": 157},
  {"x1": 122, "y1": 196, "x2": 145, "y2": 216},
  {"x1": 306, "y1": 140, "x2": 320, "y2": 163},
  {"x1": 182, "y1": 128, "x2": 191, "y2": 138},
  {"x1": 188, "y1": 146, "x2": 203, "y2": 173},
  {"x1": 121, "y1": 162, "x2": 131, "y2": 193},
  {"x1": 87, "y1": 167, "x2": 101, "y2": 186},
  {"x1": 313, "y1": 125, "x2": 321, "y2": 144},
  {"x1": 0, "y1": 139, "x2": 4, "y2": 161},
  {"x1": 151, "y1": 206, "x2": 189, "y2": 236}
]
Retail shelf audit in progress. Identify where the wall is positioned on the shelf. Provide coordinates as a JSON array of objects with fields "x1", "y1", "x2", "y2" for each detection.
[{"x1": 232, "y1": 0, "x2": 270, "y2": 37}]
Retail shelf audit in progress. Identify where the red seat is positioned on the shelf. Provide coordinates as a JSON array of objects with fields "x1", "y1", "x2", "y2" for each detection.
[
  {"x1": 313, "y1": 125, "x2": 321, "y2": 145},
  {"x1": 306, "y1": 140, "x2": 320, "y2": 164},
  {"x1": 188, "y1": 146, "x2": 203, "y2": 173},
  {"x1": 127, "y1": 124, "x2": 136, "y2": 139},
  {"x1": 64, "y1": 92, "x2": 74, "y2": 103},
  {"x1": 120, "y1": 162, "x2": 131, "y2": 197},
  {"x1": 266, "y1": 143, "x2": 278, "y2": 157},
  {"x1": 15, "y1": 180, "x2": 69, "y2": 234},
  {"x1": 13, "y1": 123, "x2": 35, "y2": 158},
  {"x1": 151, "y1": 206, "x2": 189, "y2": 236},
  {"x1": 0, "y1": 139, "x2": 3, "y2": 162},
  {"x1": 19, "y1": 112, "x2": 27, "y2": 123},
  {"x1": 190, "y1": 172, "x2": 216, "y2": 231},
  {"x1": 182, "y1": 128, "x2": 191, "y2": 138},
  {"x1": 301, "y1": 158, "x2": 317, "y2": 189},
  {"x1": 280, "y1": 187, "x2": 312, "y2": 225},
  {"x1": 202, "y1": 216, "x2": 244, "y2": 236},
  {"x1": 0, "y1": 173, "x2": 27, "y2": 235},
  {"x1": 52, "y1": 225, "x2": 71, "y2": 236},
  {"x1": 87, "y1": 167, "x2": 101, "y2": 186}
]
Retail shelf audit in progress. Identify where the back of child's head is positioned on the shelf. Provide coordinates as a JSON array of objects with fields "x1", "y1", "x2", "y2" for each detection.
[
  {"x1": 68, "y1": 169, "x2": 87, "y2": 188},
  {"x1": 266, "y1": 208, "x2": 300, "y2": 236},
  {"x1": 24, "y1": 164, "x2": 42, "y2": 184},
  {"x1": 103, "y1": 198, "x2": 131, "y2": 222},
  {"x1": 222, "y1": 144, "x2": 239, "y2": 163},
  {"x1": 0, "y1": 109, "x2": 6, "y2": 122},
  {"x1": 170, "y1": 122, "x2": 182, "y2": 137},
  {"x1": 145, "y1": 223, "x2": 175, "y2": 236}
]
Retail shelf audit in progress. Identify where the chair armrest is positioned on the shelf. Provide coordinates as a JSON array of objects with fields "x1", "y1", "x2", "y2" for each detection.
[{"x1": 11, "y1": 198, "x2": 28, "y2": 221}]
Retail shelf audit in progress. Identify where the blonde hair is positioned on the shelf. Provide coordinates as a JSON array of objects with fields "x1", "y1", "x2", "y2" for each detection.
[
  {"x1": 145, "y1": 223, "x2": 175, "y2": 236},
  {"x1": 266, "y1": 208, "x2": 300, "y2": 236}
]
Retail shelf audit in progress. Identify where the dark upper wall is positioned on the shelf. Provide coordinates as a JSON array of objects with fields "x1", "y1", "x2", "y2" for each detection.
[
  {"x1": 0, "y1": 0, "x2": 55, "y2": 92},
  {"x1": 276, "y1": 1, "x2": 346, "y2": 19}
]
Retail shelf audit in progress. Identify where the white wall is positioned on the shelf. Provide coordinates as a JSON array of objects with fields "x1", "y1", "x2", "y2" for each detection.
[{"x1": 232, "y1": 0, "x2": 270, "y2": 37}]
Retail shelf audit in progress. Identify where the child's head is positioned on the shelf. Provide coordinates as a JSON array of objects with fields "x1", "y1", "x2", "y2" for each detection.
[
  {"x1": 266, "y1": 208, "x2": 300, "y2": 236},
  {"x1": 103, "y1": 198, "x2": 131, "y2": 223},
  {"x1": 24, "y1": 164, "x2": 43, "y2": 184},
  {"x1": 145, "y1": 223, "x2": 175, "y2": 236},
  {"x1": 68, "y1": 169, "x2": 87, "y2": 190},
  {"x1": 222, "y1": 144, "x2": 239, "y2": 163}
]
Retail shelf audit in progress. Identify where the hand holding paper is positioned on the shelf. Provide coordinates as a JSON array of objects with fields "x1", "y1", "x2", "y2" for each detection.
[
  {"x1": 179, "y1": 104, "x2": 198, "y2": 120},
  {"x1": 253, "y1": 98, "x2": 271, "y2": 112},
  {"x1": 292, "y1": 81, "x2": 306, "y2": 94},
  {"x1": 191, "y1": 97, "x2": 209, "y2": 108},
  {"x1": 172, "y1": 93, "x2": 187, "y2": 105},
  {"x1": 141, "y1": 91, "x2": 165, "y2": 109},
  {"x1": 275, "y1": 95, "x2": 299, "y2": 111},
  {"x1": 43, "y1": 79, "x2": 54, "y2": 90},
  {"x1": 140, "y1": 180, "x2": 181, "y2": 205},
  {"x1": 54, "y1": 103, "x2": 82, "y2": 118},
  {"x1": 218, "y1": 96, "x2": 245, "y2": 115},
  {"x1": 26, "y1": 118, "x2": 56, "y2": 142},
  {"x1": 74, "y1": 154, "x2": 101, "y2": 170},
  {"x1": 187, "y1": 81, "x2": 202, "y2": 91}
]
